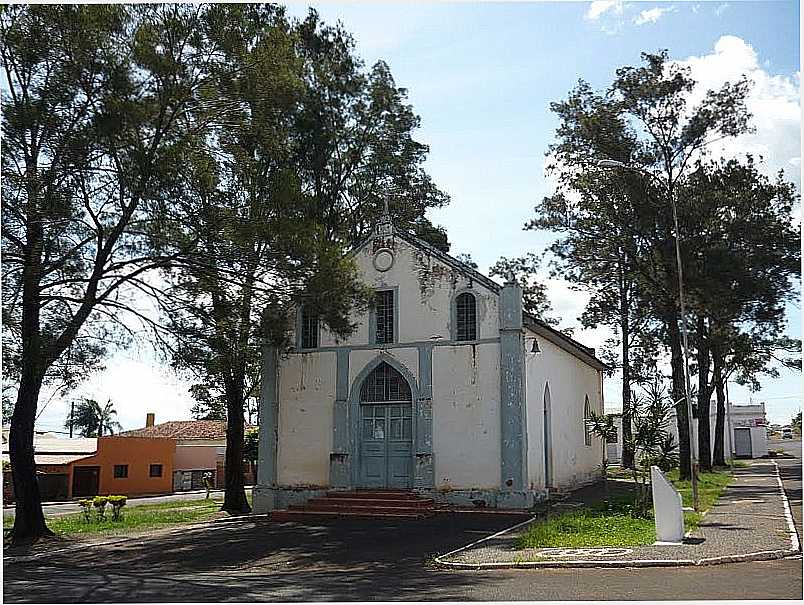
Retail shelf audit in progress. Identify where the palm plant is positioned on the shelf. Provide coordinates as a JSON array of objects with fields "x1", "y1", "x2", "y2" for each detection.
[
  {"x1": 623, "y1": 380, "x2": 678, "y2": 515},
  {"x1": 66, "y1": 398, "x2": 123, "y2": 437},
  {"x1": 585, "y1": 410, "x2": 618, "y2": 506}
]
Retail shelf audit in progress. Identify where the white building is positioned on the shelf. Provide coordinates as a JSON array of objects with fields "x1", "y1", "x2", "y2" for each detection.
[
  {"x1": 607, "y1": 402, "x2": 768, "y2": 464},
  {"x1": 253, "y1": 212, "x2": 606, "y2": 511}
]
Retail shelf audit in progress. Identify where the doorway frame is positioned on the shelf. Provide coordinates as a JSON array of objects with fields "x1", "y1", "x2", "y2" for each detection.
[{"x1": 348, "y1": 355, "x2": 421, "y2": 489}]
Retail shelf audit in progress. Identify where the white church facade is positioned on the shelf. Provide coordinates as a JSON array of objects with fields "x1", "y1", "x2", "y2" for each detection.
[{"x1": 254, "y1": 215, "x2": 607, "y2": 512}]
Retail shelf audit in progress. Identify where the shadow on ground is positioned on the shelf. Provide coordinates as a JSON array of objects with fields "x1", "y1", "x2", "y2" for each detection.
[{"x1": 4, "y1": 514, "x2": 526, "y2": 602}]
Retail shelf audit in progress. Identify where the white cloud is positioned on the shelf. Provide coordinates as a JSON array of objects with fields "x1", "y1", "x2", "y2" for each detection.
[
  {"x1": 673, "y1": 35, "x2": 801, "y2": 189},
  {"x1": 715, "y1": 2, "x2": 729, "y2": 16},
  {"x1": 633, "y1": 6, "x2": 675, "y2": 25},
  {"x1": 585, "y1": 0, "x2": 623, "y2": 21}
]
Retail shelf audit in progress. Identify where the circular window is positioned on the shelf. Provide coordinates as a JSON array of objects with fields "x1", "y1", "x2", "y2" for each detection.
[{"x1": 373, "y1": 248, "x2": 394, "y2": 272}]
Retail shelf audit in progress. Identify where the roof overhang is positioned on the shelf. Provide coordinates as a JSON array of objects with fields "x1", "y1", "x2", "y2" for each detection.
[{"x1": 524, "y1": 313, "x2": 608, "y2": 372}]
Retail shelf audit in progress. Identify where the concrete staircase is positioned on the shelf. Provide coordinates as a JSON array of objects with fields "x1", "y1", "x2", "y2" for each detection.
[{"x1": 270, "y1": 489, "x2": 436, "y2": 522}]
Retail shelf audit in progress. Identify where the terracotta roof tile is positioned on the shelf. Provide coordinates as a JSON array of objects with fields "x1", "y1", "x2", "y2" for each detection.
[{"x1": 120, "y1": 420, "x2": 256, "y2": 440}]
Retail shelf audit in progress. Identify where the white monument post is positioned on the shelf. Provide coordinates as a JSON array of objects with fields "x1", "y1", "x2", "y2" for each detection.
[{"x1": 651, "y1": 466, "x2": 685, "y2": 544}]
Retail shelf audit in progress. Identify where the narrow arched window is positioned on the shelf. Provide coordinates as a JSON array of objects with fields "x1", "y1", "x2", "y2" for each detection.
[
  {"x1": 300, "y1": 305, "x2": 318, "y2": 349},
  {"x1": 455, "y1": 292, "x2": 477, "y2": 341},
  {"x1": 584, "y1": 395, "x2": 592, "y2": 447}
]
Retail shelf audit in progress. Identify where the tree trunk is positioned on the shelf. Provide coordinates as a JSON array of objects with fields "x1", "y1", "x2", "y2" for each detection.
[
  {"x1": 621, "y1": 313, "x2": 635, "y2": 469},
  {"x1": 666, "y1": 308, "x2": 692, "y2": 480},
  {"x1": 696, "y1": 316, "x2": 712, "y2": 471},
  {"x1": 222, "y1": 381, "x2": 251, "y2": 515},
  {"x1": 10, "y1": 164, "x2": 53, "y2": 545},
  {"x1": 712, "y1": 341, "x2": 727, "y2": 467},
  {"x1": 9, "y1": 373, "x2": 53, "y2": 544}
]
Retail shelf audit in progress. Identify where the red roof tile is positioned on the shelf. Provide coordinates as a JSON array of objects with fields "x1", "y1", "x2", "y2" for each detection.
[{"x1": 120, "y1": 420, "x2": 255, "y2": 440}]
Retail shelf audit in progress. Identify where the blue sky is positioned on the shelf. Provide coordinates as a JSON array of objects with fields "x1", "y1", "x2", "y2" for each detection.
[{"x1": 33, "y1": 1, "x2": 801, "y2": 432}]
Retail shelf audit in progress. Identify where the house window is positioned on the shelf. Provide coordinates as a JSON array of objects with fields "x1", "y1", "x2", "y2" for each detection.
[
  {"x1": 375, "y1": 290, "x2": 394, "y2": 344},
  {"x1": 113, "y1": 464, "x2": 128, "y2": 478},
  {"x1": 455, "y1": 292, "x2": 477, "y2": 341},
  {"x1": 606, "y1": 427, "x2": 619, "y2": 444},
  {"x1": 149, "y1": 464, "x2": 163, "y2": 478},
  {"x1": 300, "y1": 305, "x2": 318, "y2": 349},
  {"x1": 584, "y1": 396, "x2": 592, "y2": 447}
]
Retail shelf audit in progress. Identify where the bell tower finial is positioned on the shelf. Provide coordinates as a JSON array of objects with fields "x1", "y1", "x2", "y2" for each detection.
[{"x1": 376, "y1": 198, "x2": 393, "y2": 236}]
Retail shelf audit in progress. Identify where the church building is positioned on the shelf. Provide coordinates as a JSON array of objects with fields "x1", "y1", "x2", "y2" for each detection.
[{"x1": 254, "y1": 211, "x2": 606, "y2": 512}]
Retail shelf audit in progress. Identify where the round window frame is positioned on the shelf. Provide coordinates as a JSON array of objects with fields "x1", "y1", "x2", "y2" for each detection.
[{"x1": 373, "y1": 248, "x2": 395, "y2": 272}]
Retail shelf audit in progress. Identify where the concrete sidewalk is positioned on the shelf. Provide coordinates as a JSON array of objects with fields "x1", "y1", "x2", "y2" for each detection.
[{"x1": 437, "y1": 461, "x2": 801, "y2": 568}]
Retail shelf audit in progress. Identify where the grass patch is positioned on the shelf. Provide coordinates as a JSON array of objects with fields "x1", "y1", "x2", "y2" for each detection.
[
  {"x1": 667, "y1": 468, "x2": 732, "y2": 530},
  {"x1": 518, "y1": 468, "x2": 734, "y2": 549},
  {"x1": 517, "y1": 500, "x2": 656, "y2": 549},
  {"x1": 4, "y1": 498, "x2": 224, "y2": 539}
]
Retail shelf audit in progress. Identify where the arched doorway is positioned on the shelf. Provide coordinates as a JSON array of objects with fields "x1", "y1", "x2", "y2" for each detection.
[
  {"x1": 544, "y1": 383, "x2": 553, "y2": 488},
  {"x1": 358, "y1": 362, "x2": 414, "y2": 488}
]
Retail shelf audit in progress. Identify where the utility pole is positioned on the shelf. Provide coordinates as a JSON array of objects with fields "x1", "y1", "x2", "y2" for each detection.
[{"x1": 69, "y1": 400, "x2": 75, "y2": 438}]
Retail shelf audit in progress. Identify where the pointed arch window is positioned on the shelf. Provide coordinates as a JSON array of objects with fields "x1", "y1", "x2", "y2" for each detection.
[
  {"x1": 584, "y1": 395, "x2": 592, "y2": 447},
  {"x1": 360, "y1": 362, "x2": 411, "y2": 403},
  {"x1": 455, "y1": 292, "x2": 477, "y2": 341}
]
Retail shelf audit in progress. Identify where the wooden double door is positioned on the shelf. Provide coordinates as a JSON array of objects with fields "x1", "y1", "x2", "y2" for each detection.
[{"x1": 359, "y1": 403, "x2": 413, "y2": 488}]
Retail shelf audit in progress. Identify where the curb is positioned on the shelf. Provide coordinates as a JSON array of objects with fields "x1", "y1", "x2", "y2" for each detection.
[
  {"x1": 435, "y1": 462, "x2": 801, "y2": 570},
  {"x1": 435, "y1": 546, "x2": 800, "y2": 569},
  {"x1": 772, "y1": 459, "x2": 801, "y2": 553}
]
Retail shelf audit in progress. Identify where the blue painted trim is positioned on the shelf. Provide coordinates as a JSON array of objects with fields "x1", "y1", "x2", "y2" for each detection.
[
  {"x1": 544, "y1": 382, "x2": 553, "y2": 488},
  {"x1": 335, "y1": 349, "x2": 350, "y2": 401},
  {"x1": 417, "y1": 345, "x2": 433, "y2": 400},
  {"x1": 499, "y1": 282, "x2": 527, "y2": 492},
  {"x1": 290, "y1": 337, "x2": 500, "y2": 354},
  {"x1": 347, "y1": 353, "x2": 421, "y2": 488},
  {"x1": 257, "y1": 343, "x2": 279, "y2": 487},
  {"x1": 416, "y1": 345, "x2": 435, "y2": 488},
  {"x1": 330, "y1": 350, "x2": 351, "y2": 487}
]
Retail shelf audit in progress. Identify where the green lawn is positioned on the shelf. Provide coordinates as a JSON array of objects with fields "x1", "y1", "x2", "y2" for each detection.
[
  {"x1": 4, "y1": 498, "x2": 225, "y2": 540},
  {"x1": 517, "y1": 469, "x2": 732, "y2": 549}
]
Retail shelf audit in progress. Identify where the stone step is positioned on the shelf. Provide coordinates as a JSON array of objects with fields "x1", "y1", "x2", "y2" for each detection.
[
  {"x1": 271, "y1": 509, "x2": 431, "y2": 522},
  {"x1": 307, "y1": 497, "x2": 434, "y2": 508},
  {"x1": 289, "y1": 503, "x2": 433, "y2": 515},
  {"x1": 325, "y1": 490, "x2": 424, "y2": 500}
]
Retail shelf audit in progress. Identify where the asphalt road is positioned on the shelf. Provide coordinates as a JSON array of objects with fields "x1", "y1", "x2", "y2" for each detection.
[
  {"x1": 3, "y1": 489, "x2": 234, "y2": 519},
  {"x1": 4, "y1": 452, "x2": 802, "y2": 602},
  {"x1": 769, "y1": 438, "x2": 801, "y2": 536}
]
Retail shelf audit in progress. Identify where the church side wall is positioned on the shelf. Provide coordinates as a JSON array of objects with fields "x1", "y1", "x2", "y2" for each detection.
[
  {"x1": 276, "y1": 351, "x2": 336, "y2": 487},
  {"x1": 524, "y1": 333, "x2": 604, "y2": 491},
  {"x1": 432, "y1": 343, "x2": 501, "y2": 490}
]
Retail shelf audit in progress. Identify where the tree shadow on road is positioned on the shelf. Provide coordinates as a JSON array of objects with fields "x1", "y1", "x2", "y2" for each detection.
[{"x1": 4, "y1": 514, "x2": 527, "y2": 602}]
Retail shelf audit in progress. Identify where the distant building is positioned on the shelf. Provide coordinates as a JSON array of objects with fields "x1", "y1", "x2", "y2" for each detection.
[
  {"x1": 121, "y1": 415, "x2": 256, "y2": 491},
  {"x1": 2, "y1": 432, "x2": 174, "y2": 501},
  {"x1": 3, "y1": 432, "x2": 97, "y2": 501},
  {"x1": 606, "y1": 402, "x2": 769, "y2": 464}
]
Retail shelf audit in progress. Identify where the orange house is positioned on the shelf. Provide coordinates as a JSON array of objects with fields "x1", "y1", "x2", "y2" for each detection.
[{"x1": 71, "y1": 436, "x2": 175, "y2": 498}]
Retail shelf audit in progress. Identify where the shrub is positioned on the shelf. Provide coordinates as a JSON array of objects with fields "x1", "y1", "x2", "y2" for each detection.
[
  {"x1": 107, "y1": 495, "x2": 127, "y2": 520},
  {"x1": 78, "y1": 499, "x2": 94, "y2": 522},
  {"x1": 93, "y1": 496, "x2": 109, "y2": 520}
]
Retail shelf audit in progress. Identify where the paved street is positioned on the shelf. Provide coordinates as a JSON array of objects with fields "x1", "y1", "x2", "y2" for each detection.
[
  {"x1": 770, "y1": 438, "x2": 801, "y2": 535},
  {"x1": 4, "y1": 451, "x2": 801, "y2": 602},
  {"x1": 2, "y1": 488, "x2": 240, "y2": 519}
]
